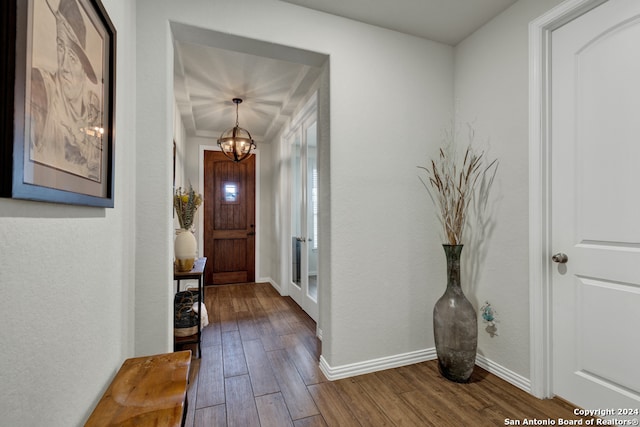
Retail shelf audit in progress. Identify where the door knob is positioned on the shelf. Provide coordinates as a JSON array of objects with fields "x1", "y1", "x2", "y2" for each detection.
[{"x1": 551, "y1": 253, "x2": 568, "y2": 263}]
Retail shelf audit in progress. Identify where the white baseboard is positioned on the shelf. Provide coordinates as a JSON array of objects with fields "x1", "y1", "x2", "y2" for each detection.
[
  {"x1": 475, "y1": 353, "x2": 531, "y2": 393},
  {"x1": 319, "y1": 348, "x2": 437, "y2": 381},
  {"x1": 257, "y1": 277, "x2": 284, "y2": 294},
  {"x1": 319, "y1": 348, "x2": 531, "y2": 394},
  {"x1": 256, "y1": 276, "x2": 273, "y2": 285}
]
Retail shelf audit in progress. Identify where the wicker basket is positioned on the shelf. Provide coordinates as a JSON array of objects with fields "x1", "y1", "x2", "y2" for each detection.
[
  {"x1": 174, "y1": 290, "x2": 199, "y2": 337},
  {"x1": 174, "y1": 324, "x2": 198, "y2": 337}
]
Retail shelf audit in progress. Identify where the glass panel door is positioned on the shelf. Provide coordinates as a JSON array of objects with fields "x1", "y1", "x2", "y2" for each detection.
[
  {"x1": 288, "y1": 102, "x2": 319, "y2": 322},
  {"x1": 306, "y1": 122, "x2": 318, "y2": 301},
  {"x1": 291, "y1": 133, "x2": 302, "y2": 289}
]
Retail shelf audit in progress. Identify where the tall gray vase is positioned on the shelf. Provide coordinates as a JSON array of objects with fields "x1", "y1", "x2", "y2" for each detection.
[{"x1": 433, "y1": 244, "x2": 477, "y2": 382}]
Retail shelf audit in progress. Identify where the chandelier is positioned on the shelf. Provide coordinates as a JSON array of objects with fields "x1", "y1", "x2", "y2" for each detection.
[{"x1": 217, "y1": 98, "x2": 256, "y2": 162}]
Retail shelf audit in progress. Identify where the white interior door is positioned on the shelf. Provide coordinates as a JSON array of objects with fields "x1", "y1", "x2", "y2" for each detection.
[
  {"x1": 289, "y1": 110, "x2": 319, "y2": 322},
  {"x1": 551, "y1": 0, "x2": 640, "y2": 413}
]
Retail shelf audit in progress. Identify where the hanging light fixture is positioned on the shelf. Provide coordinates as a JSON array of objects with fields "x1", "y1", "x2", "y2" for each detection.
[{"x1": 217, "y1": 98, "x2": 256, "y2": 162}]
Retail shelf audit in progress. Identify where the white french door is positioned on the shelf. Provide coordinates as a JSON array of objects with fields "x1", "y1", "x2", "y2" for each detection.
[
  {"x1": 287, "y1": 100, "x2": 319, "y2": 321},
  {"x1": 550, "y1": 0, "x2": 640, "y2": 413}
]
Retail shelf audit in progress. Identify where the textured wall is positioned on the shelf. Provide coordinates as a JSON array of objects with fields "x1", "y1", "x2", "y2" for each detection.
[
  {"x1": 453, "y1": 0, "x2": 565, "y2": 378},
  {"x1": 0, "y1": 0, "x2": 137, "y2": 425}
]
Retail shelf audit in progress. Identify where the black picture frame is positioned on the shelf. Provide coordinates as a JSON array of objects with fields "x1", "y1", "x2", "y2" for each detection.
[{"x1": 1, "y1": 0, "x2": 116, "y2": 207}]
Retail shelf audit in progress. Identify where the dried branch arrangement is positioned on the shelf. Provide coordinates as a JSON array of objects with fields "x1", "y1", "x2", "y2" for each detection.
[
  {"x1": 418, "y1": 125, "x2": 498, "y2": 245},
  {"x1": 174, "y1": 184, "x2": 203, "y2": 230}
]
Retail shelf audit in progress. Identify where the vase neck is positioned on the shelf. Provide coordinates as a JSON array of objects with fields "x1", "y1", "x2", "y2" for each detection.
[{"x1": 443, "y1": 245, "x2": 463, "y2": 292}]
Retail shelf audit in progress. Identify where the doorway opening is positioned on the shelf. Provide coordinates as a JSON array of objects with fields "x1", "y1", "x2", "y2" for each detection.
[{"x1": 171, "y1": 24, "x2": 330, "y2": 331}]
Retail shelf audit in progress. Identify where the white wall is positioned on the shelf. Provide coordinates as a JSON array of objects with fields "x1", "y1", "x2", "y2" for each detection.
[
  {"x1": 134, "y1": 0, "x2": 174, "y2": 356},
  {"x1": 453, "y1": 0, "x2": 564, "y2": 378},
  {"x1": 136, "y1": 0, "x2": 454, "y2": 369},
  {"x1": 174, "y1": 99, "x2": 188, "y2": 191},
  {"x1": 257, "y1": 143, "x2": 275, "y2": 283},
  {"x1": 0, "y1": 0, "x2": 137, "y2": 425}
]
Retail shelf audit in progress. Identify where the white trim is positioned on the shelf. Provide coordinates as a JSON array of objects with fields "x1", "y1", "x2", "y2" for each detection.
[
  {"x1": 319, "y1": 348, "x2": 437, "y2": 381},
  {"x1": 528, "y1": 0, "x2": 608, "y2": 399},
  {"x1": 318, "y1": 349, "x2": 530, "y2": 391},
  {"x1": 198, "y1": 144, "x2": 261, "y2": 281},
  {"x1": 258, "y1": 276, "x2": 285, "y2": 295},
  {"x1": 475, "y1": 354, "x2": 531, "y2": 393},
  {"x1": 256, "y1": 275, "x2": 272, "y2": 284},
  {"x1": 285, "y1": 91, "x2": 318, "y2": 139}
]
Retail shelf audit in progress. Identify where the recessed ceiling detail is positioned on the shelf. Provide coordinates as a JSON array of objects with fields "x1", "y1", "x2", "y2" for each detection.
[{"x1": 172, "y1": 23, "x2": 326, "y2": 144}]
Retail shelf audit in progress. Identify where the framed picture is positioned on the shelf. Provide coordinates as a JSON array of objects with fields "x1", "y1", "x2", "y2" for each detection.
[{"x1": 1, "y1": 0, "x2": 116, "y2": 207}]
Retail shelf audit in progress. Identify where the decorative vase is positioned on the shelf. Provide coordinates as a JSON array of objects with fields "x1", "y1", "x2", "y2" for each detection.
[
  {"x1": 433, "y1": 244, "x2": 477, "y2": 383},
  {"x1": 174, "y1": 228, "x2": 197, "y2": 272}
]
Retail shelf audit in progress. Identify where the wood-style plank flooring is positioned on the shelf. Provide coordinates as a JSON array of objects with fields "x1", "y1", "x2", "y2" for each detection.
[{"x1": 180, "y1": 282, "x2": 592, "y2": 427}]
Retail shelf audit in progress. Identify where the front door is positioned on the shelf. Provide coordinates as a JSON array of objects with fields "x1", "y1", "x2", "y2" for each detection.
[
  {"x1": 203, "y1": 150, "x2": 255, "y2": 285},
  {"x1": 551, "y1": 0, "x2": 640, "y2": 411}
]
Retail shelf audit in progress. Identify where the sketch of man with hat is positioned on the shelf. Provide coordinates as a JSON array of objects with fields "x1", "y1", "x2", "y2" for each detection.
[{"x1": 30, "y1": 0, "x2": 103, "y2": 182}]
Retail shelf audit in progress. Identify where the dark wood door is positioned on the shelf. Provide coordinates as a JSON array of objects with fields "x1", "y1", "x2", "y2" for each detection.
[{"x1": 203, "y1": 151, "x2": 255, "y2": 285}]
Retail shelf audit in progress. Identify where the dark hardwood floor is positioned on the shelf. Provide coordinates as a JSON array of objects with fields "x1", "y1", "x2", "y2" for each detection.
[{"x1": 181, "y1": 282, "x2": 592, "y2": 426}]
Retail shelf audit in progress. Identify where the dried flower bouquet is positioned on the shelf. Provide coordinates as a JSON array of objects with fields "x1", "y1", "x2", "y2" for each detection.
[
  {"x1": 174, "y1": 185, "x2": 203, "y2": 230},
  {"x1": 418, "y1": 125, "x2": 497, "y2": 245}
]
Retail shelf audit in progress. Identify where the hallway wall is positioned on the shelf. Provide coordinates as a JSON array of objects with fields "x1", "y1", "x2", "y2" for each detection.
[
  {"x1": 453, "y1": 0, "x2": 565, "y2": 379},
  {"x1": 0, "y1": 0, "x2": 138, "y2": 425},
  {"x1": 135, "y1": 0, "x2": 453, "y2": 370}
]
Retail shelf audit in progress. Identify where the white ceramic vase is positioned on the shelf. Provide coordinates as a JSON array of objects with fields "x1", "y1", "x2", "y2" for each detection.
[{"x1": 174, "y1": 229, "x2": 197, "y2": 271}]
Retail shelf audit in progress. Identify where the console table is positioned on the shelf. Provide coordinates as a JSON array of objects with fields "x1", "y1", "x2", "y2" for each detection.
[
  {"x1": 174, "y1": 257, "x2": 207, "y2": 292},
  {"x1": 174, "y1": 257, "x2": 206, "y2": 358}
]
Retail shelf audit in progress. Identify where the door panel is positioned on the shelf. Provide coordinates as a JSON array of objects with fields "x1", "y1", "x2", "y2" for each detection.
[
  {"x1": 551, "y1": 0, "x2": 640, "y2": 411},
  {"x1": 306, "y1": 122, "x2": 318, "y2": 301},
  {"x1": 579, "y1": 277, "x2": 640, "y2": 392},
  {"x1": 288, "y1": 109, "x2": 319, "y2": 322},
  {"x1": 204, "y1": 150, "x2": 255, "y2": 285},
  {"x1": 291, "y1": 132, "x2": 303, "y2": 289}
]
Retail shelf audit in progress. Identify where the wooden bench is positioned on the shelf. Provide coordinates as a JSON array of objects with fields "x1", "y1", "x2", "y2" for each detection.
[{"x1": 85, "y1": 351, "x2": 192, "y2": 426}]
